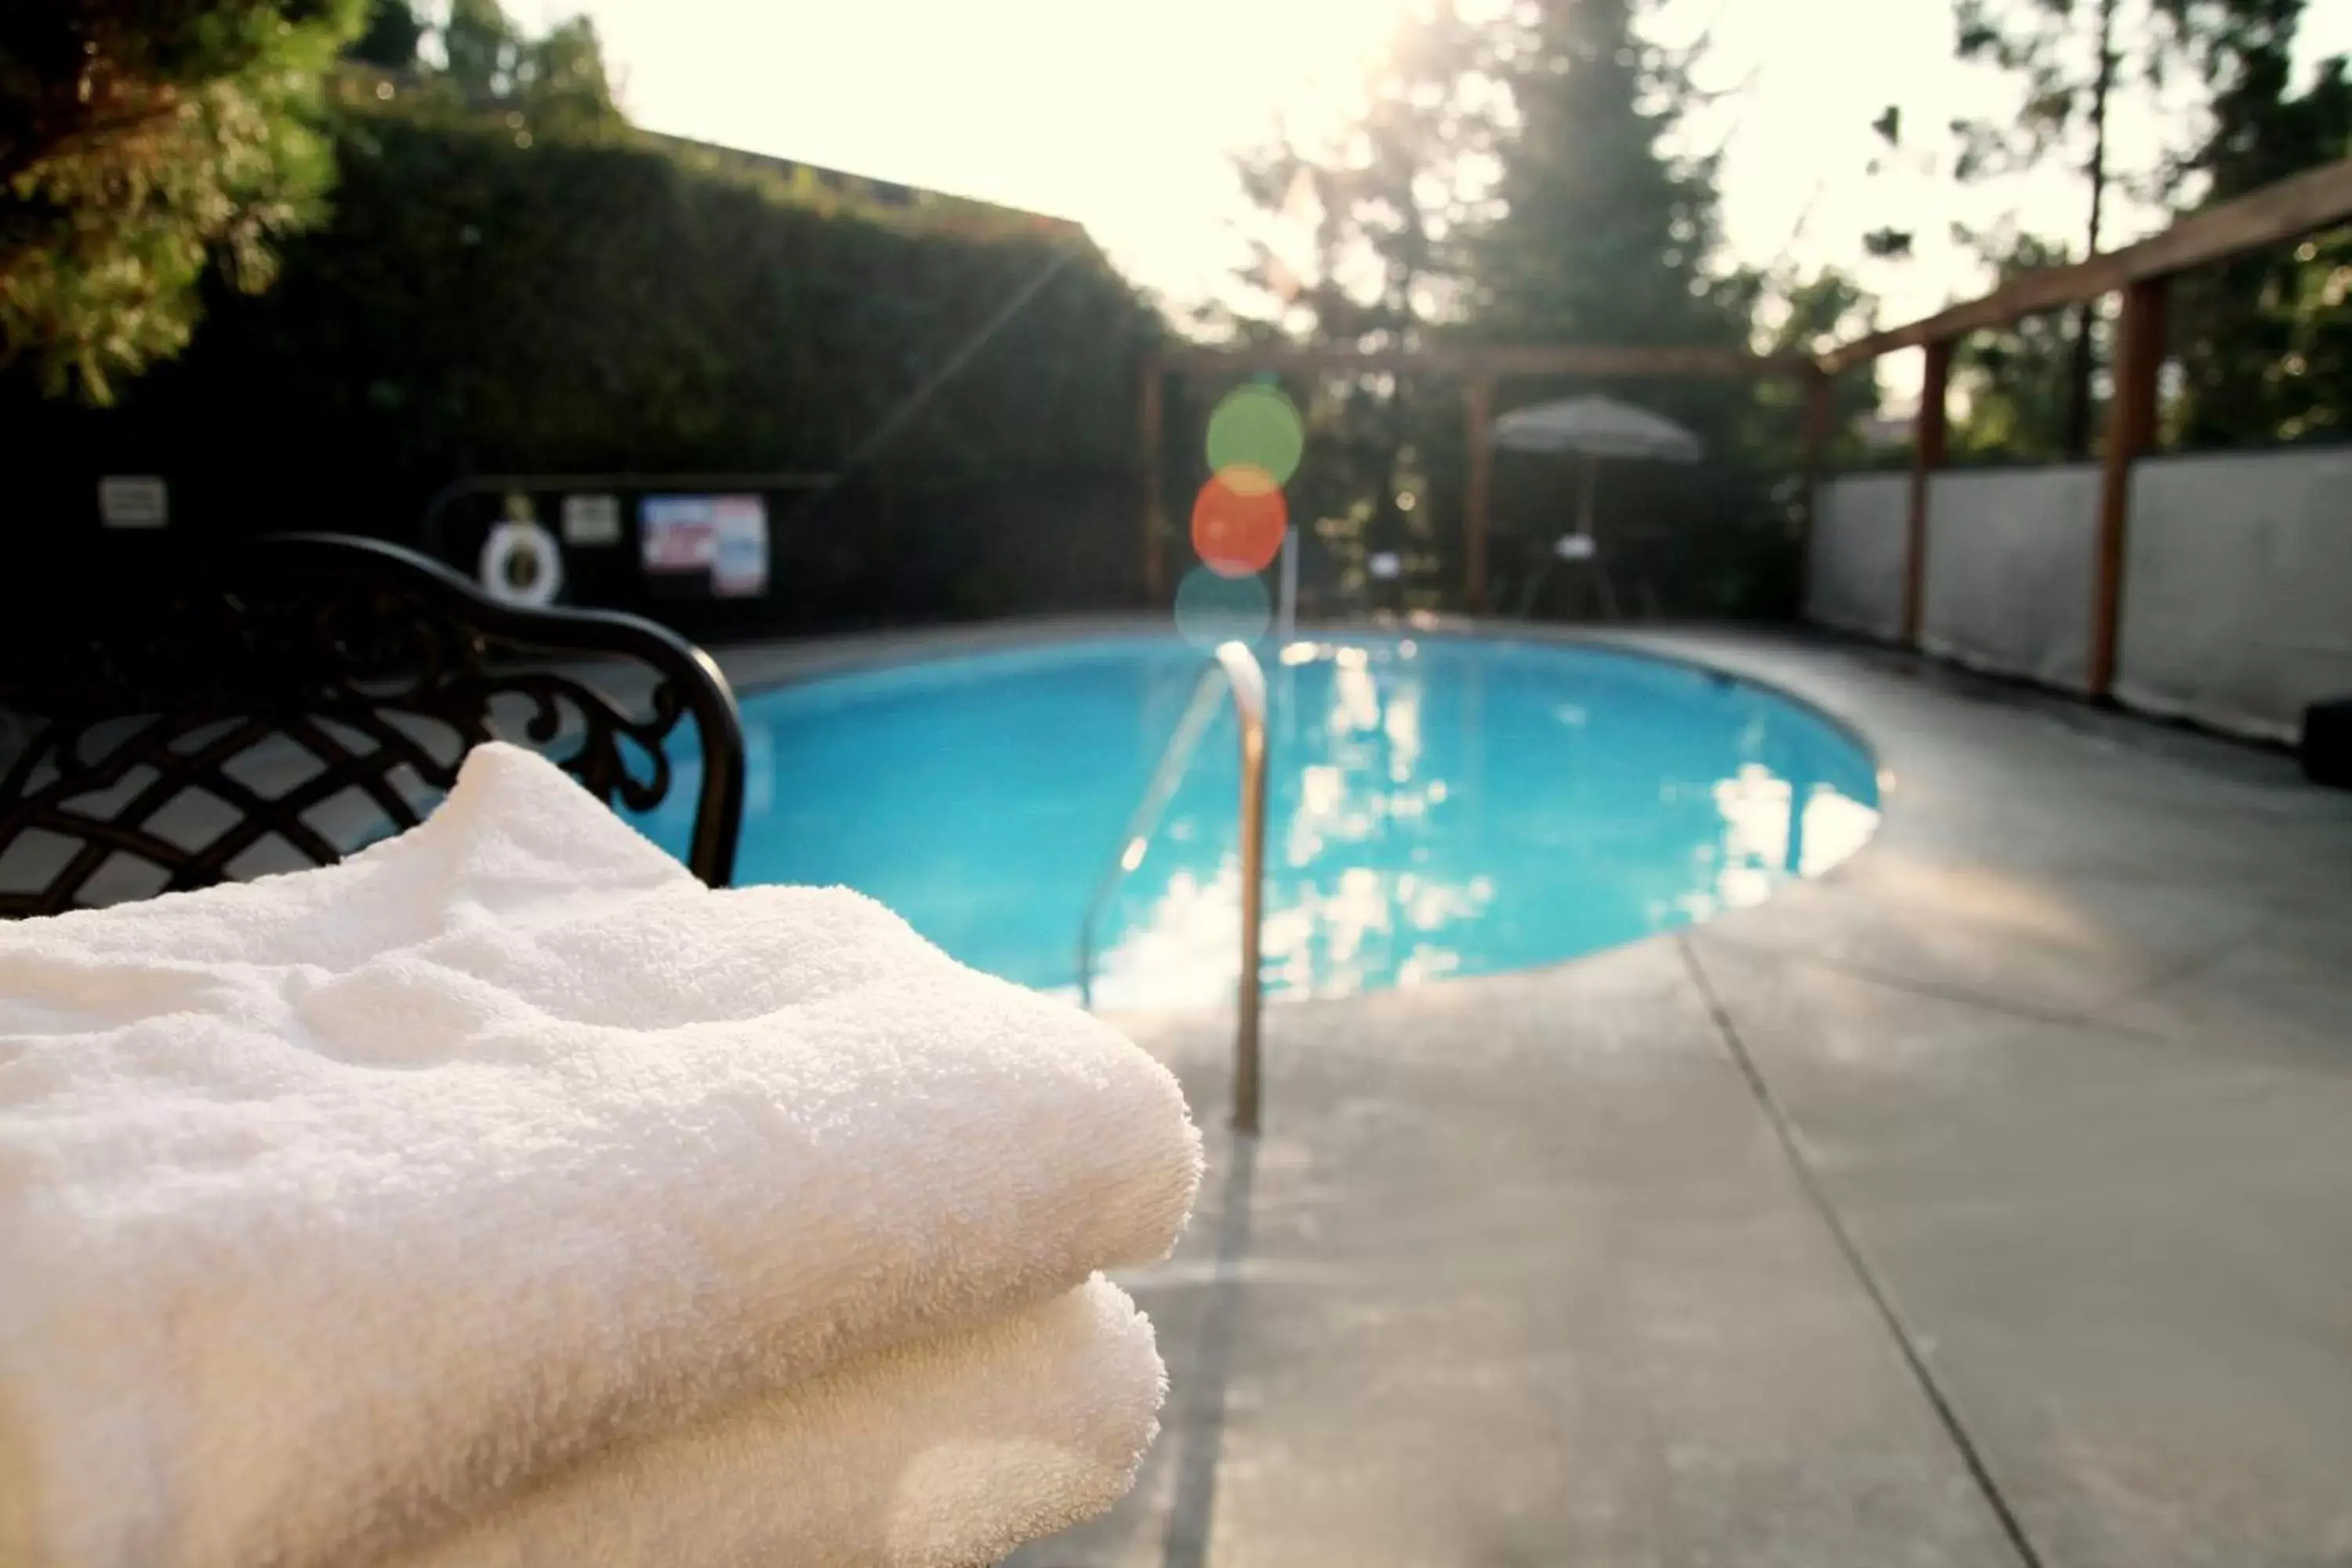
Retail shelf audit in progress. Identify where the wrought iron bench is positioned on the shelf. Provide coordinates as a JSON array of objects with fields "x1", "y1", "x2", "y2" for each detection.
[{"x1": 0, "y1": 533, "x2": 745, "y2": 917}]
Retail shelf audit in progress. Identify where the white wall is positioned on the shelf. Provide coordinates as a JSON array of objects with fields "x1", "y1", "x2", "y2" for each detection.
[
  {"x1": 1920, "y1": 465, "x2": 2101, "y2": 693},
  {"x1": 1809, "y1": 447, "x2": 2352, "y2": 743},
  {"x1": 1806, "y1": 473, "x2": 1908, "y2": 641},
  {"x1": 2119, "y1": 448, "x2": 2352, "y2": 742}
]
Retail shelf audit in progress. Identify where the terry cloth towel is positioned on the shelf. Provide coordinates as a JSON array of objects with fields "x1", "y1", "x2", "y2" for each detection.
[
  {"x1": 397, "y1": 1277, "x2": 1163, "y2": 1568},
  {"x1": 0, "y1": 742, "x2": 1201, "y2": 1568}
]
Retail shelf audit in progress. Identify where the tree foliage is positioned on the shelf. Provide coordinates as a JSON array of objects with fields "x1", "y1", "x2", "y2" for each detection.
[
  {"x1": 1221, "y1": 2, "x2": 1490, "y2": 608},
  {"x1": 1391, "y1": 2, "x2": 1868, "y2": 609},
  {"x1": 8, "y1": 96, "x2": 1155, "y2": 549},
  {"x1": 1469, "y1": 0, "x2": 1739, "y2": 351},
  {"x1": 1221, "y1": 0, "x2": 1871, "y2": 618},
  {"x1": 426, "y1": 0, "x2": 622, "y2": 143},
  {"x1": 1736, "y1": 267, "x2": 1882, "y2": 465},
  {"x1": 1940, "y1": 0, "x2": 2350, "y2": 452},
  {"x1": 1944, "y1": 227, "x2": 2089, "y2": 459},
  {"x1": 0, "y1": 0, "x2": 368, "y2": 402},
  {"x1": 348, "y1": 0, "x2": 424, "y2": 72},
  {"x1": 1232, "y1": 5, "x2": 1486, "y2": 351},
  {"x1": 2163, "y1": 2, "x2": 2352, "y2": 445},
  {"x1": 1951, "y1": 0, "x2": 2137, "y2": 188},
  {"x1": 1950, "y1": 0, "x2": 2147, "y2": 453}
]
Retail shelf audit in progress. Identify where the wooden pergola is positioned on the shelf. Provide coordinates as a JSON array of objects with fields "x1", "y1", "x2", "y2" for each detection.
[
  {"x1": 1139, "y1": 343, "x2": 1810, "y2": 615},
  {"x1": 1142, "y1": 153, "x2": 2352, "y2": 693},
  {"x1": 1822, "y1": 155, "x2": 2352, "y2": 695}
]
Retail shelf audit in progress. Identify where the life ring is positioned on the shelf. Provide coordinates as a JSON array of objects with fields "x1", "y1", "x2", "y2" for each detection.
[{"x1": 479, "y1": 519, "x2": 564, "y2": 608}]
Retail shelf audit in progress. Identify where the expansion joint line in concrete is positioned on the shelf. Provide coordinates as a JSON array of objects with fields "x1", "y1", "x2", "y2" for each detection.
[{"x1": 1675, "y1": 934, "x2": 2047, "y2": 1568}]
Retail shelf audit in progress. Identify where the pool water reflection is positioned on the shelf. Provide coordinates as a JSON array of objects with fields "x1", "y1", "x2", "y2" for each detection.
[{"x1": 635, "y1": 635, "x2": 1879, "y2": 1007}]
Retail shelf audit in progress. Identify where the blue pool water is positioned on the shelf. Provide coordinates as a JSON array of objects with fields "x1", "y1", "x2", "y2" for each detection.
[{"x1": 634, "y1": 636, "x2": 1879, "y2": 1007}]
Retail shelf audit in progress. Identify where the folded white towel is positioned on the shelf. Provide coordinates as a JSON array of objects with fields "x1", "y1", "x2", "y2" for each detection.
[
  {"x1": 397, "y1": 1276, "x2": 1163, "y2": 1568},
  {"x1": 0, "y1": 743, "x2": 1200, "y2": 1568}
]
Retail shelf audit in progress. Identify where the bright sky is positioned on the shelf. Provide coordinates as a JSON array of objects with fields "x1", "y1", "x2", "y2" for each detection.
[{"x1": 567, "y1": 0, "x2": 2352, "y2": 363}]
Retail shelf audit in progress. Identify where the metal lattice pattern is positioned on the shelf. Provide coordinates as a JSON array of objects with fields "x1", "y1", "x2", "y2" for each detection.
[{"x1": 0, "y1": 535, "x2": 744, "y2": 918}]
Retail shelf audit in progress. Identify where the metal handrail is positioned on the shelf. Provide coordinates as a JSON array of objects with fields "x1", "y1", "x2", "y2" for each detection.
[{"x1": 1076, "y1": 640, "x2": 1269, "y2": 1134}]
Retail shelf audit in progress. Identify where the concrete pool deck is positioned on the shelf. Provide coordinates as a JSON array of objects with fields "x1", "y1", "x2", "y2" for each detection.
[{"x1": 722, "y1": 625, "x2": 2352, "y2": 1568}]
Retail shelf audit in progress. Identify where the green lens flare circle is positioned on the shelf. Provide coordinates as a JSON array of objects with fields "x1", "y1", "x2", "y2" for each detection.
[{"x1": 1205, "y1": 384, "x2": 1305, "y2": 488}]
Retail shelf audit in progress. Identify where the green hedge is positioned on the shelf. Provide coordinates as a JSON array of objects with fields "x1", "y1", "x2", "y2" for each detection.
[{"x1": 9, "y1": 101, "x2": 1159, "y2": 609}]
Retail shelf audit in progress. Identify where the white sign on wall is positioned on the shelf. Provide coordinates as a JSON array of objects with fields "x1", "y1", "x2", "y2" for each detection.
[
  {"x1": 710, "y1": 498, "x2": 769, "y2": 597},
  {"x1": 97, "y1": 476, "x2": 168, "y2": 529},
  {"x1": 561, "y1": 492, "x2": 622, "y2": 546}
]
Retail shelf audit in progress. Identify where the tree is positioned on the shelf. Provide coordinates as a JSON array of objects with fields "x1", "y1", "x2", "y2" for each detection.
[
  {"x1": 516, "y1": 19, "x2": 623, "y2": 142},
  {"x1": 348, "y1": 0, "x2": 425, "y2": 72},
  {"x1": 1945, "y1": 227, "x2": 2088, "y2": 459},
  {"x1": 1466, "y1": 0, "x2": 1803, "y2": 612},
  {"x1": 1951, "y1": 0, "x2": 2148, "y2": 456},
  {"x1": 1464, "y1": 0, "x2": 1769, "y2": 496},
  {"x1": 0, "y1": 0, "x2": 368, "y2": 402},
  {"x1": 1735, "y1": 265, "x2": 1884, "y2": 463},
  {"x1": 441, "y1": 0, "x2": 521, "y2": 109},
  {"x1": 1225, "y1": 2, "x2": 1489, "y2": 605},
  {"x1": 1222, "y1": 0, "x2": 1807, "y2": 615},
  {"x1": 1947, "y1": 0, "x2": 2345, "y2": 455},
  {"x1": 1470, "y1": 0, "x2": 1798, "y2": 614},
  {"x1": 1468, "y1": 0, "x2": 1740, "y2": 354},
  {"x1": 2161, "y1": 2, "x2": 2352, "y2": 445},
  {"x1": 1232, "y1": 6, "x2": 1481, "y2": 352},
  {"x1": 408, "y1": 0, "x2": 622, "y2": 143}
]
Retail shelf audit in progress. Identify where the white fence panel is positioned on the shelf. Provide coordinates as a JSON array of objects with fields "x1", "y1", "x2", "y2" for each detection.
[
  {"x1": 2119, "y1": 448, "x2": 2352, "y2": 741},
  {"x1": 1920, "y1": 465, "x2": 2100, "y2": 693},
  {"x1": 1806, "y1": 474, "x2": 1908, "y2": 641}
]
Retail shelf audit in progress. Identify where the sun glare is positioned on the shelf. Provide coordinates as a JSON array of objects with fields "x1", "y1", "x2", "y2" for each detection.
[
  {"x1": 586, "y1": 0, "x2": 2352, "y2": 346},
  {"x1": 591, "y1": 0, "x2": 1417, "y2": 303}
]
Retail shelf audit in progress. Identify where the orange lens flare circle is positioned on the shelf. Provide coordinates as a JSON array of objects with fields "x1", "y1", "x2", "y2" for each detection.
[{"x1": 1190, "y1": 465, "x2": 1288, "y2": 578}]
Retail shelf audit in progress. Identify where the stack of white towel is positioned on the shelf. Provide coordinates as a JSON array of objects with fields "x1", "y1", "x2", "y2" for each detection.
[{"x1": 0, "y1": 743, "x2": 1201, "y2": 1568}]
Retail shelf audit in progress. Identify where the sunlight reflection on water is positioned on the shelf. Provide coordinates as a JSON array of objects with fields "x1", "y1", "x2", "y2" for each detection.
[
  {"x1": 1077, "y1": 637, "x2": 1878, "y2": 1007},
  {"x1": 641, "y1": 636, "x2": 1881, "y2": 1008}
]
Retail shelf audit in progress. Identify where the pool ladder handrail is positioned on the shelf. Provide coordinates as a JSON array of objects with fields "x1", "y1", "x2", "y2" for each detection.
[{"x1": 1076, "y1": 640, "x2": 1269, "y2": 1134}]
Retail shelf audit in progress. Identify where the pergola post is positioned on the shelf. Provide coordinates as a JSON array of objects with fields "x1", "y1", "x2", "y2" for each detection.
[
  {"x1": 1904, "y1": 338, "x2": 1953, "y2": 647},
  {"x1": 1465, "y1": 372, "x2": 1495, "y2": 615},
  {"x1": 1799, "y1": 368, "x2": 1836, "y2": 500},
  {"x1": 2089, "y1": 276, "x2": 2169, "y2": 698},
  {"x1": 1139, "y1": 357, "x2": 1165, "y2": 602},
  {"x1": 1798, "y1": 365, "x2": 1836, "y2": 583}
]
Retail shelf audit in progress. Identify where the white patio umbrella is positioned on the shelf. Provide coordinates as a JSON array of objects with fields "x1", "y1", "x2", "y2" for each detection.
[{"x1": 1489, "y1": 394, "x2": 1704, "y2": 542}]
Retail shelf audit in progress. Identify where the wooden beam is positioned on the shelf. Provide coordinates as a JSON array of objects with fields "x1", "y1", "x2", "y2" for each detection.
[
  {"x1": 1139, "y1": 357, "x2": 1165, "y2": 602},
  {"x1": 1824, "y1": 263, "x2": 2130, "y2": 378},
  {"x1": 1160, "y1": 343, "x2": 1802, "y2": 381},
  {"x1": 2118, "y1": 155, "x2": 2352, "y2": 280},
  {"x1": 1821, "y1": 154, "x2": 2352, "y2": 376},
  {"x1": 1904, "y1": 339, "x2": 1952, "y2": 646},
  {"x1": 1465, "y1": 372, "x2": 1494, "y2": 615},
  {"x1": 2089, "y1": 277, "x2": 2169, "y2": 697}
]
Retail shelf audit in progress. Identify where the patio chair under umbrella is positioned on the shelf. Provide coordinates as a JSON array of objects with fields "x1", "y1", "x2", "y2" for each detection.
[
  {"x1": 1490, "y1": 393, "x2": 1704, "y2": 534},
  {"x1": 1490, "y1": 394, "x2": 1704, "y2": 618}
]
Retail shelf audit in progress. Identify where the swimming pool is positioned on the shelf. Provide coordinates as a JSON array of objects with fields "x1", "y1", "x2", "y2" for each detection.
[{"x1": 635, "y1": 635, "x2": 1879, "y2": 1007}]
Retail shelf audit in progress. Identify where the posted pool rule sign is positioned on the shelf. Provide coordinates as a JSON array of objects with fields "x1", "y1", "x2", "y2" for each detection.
[{"x1": 640, "y1": 495, "x2": 770, "y2": 600}]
